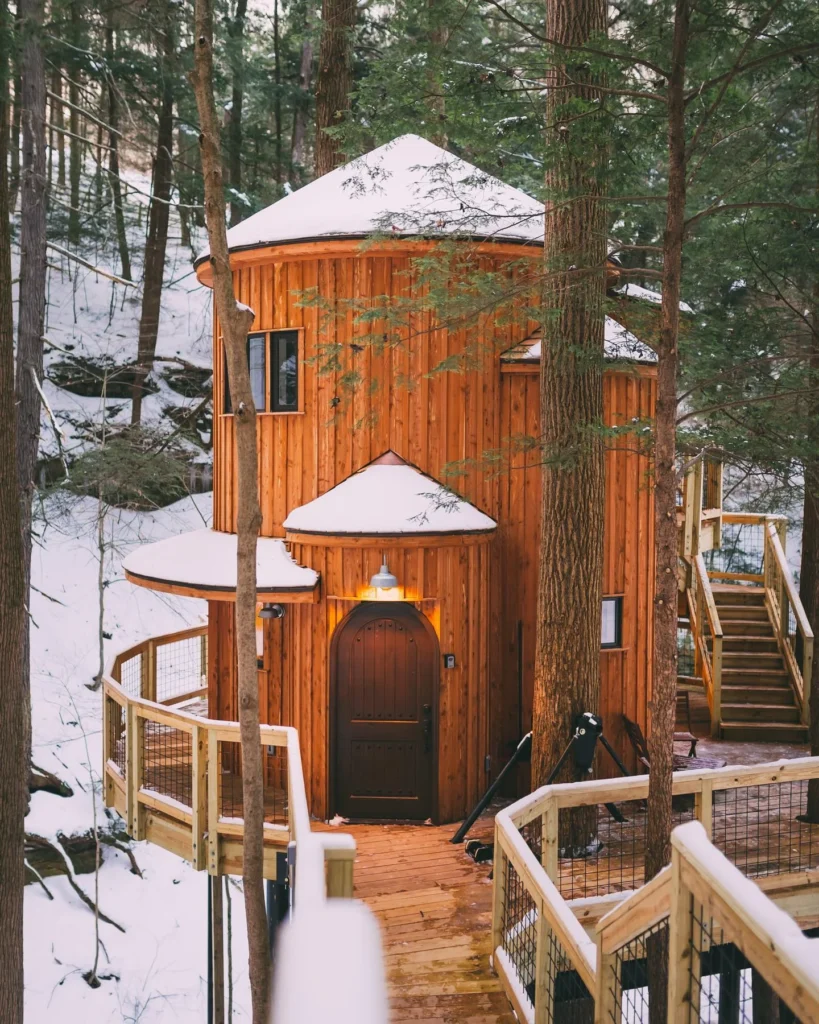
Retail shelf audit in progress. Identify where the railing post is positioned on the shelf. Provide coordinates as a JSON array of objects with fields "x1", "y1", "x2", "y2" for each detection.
[
  {"x1": 127, "y1": 705, "x2": 146, "y2": 840},
  {"x1": 141, "y1": 639, "x2": 157, "y2": 702},
  {"x1": 801, "y1": 637, "x2": 813, "y2": 726},
  {"x1": 491, "y1": 822, "x2": 507, "y2": 964},
  {"x1": 541, "y1": 796, "x2": 559, "y2": 884},
  {"x1": 667, "y1": 847, "x2": 696, "y2": 1024},
  {"x1": 594, "y1": 933, "x2": 617, "y2": 1024},
  {"x1": 534, "y1": 898, "x2": 553, "y2": 1024},
  {"x1": 208, "y1": 731, "x2": 220, "y2": 875},
  {"x1": 694, "y1": 778, "x2": 713, "y2": 840},
  {"x1": 191, "y1": 724, "x2": 208, "y2": 871},
  {"x1": 102, "y1": 692, "x2": 114, "y2": 808},
  {"x1": 711, "y1": 634, "x2": 722, "y2": 740}
]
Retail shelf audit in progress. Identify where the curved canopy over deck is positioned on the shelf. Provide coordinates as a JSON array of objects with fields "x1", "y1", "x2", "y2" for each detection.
[{"x1": 123, "y1": 528, "x2": 320, "y2": 601}]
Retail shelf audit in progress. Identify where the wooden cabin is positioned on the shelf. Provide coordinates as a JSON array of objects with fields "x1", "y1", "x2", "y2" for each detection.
[{"x1": 123, "y1": 134, "x2": 659, "y2": 824}]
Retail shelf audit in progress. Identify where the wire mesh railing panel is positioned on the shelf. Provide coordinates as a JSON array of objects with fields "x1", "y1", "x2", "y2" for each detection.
[
  {"x1": 704, "y1": 521, "x2": 765, "y2": 578},
  {"x1": 139, "y1": 719, "x2": 193, "y2": 809},
  {"x1": 558, "y1": 801, "x2": 696, "y2": 900},
  {"x1": 677, "y1": 619, "x2": 696, "y2": 677},
  {"x1": 118, "y1": 652, "x2": 142, "y2": 697},
  {"x1": 217, "y1": 740, "x2": 289, "y2": 827},
  {"x1": 712, "y1": 782, "x2": 819, "y2": 878},
  {"x1": 155, "y1": 633, "x2": 208, "y2": 703},
  {"x1": 687, "y1": 903, "x2": 806, "y2": 1023},
  {"x1": 106, "y1": 695, "x2": 127, "y2": 776},
  {"x1": 500, "y1": 858, "x2": 538, "y2": 1012},
  {"x1": 541, "y1": 927, "x2": 594, "y2": 1024},
  {"x1": 520, "y1": 815, "x2": 543, "y2": 862},
  {"x1": 606, "y1": 918, "x2": 669, "y2": 1024}
]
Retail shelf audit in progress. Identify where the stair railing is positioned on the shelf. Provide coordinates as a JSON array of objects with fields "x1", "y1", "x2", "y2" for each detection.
[
  {"x1": 692, "y1": 555, "x2": 723, "y2": 738},
  {"x1": 763, "y1": 521, "x2": 814, "y2": 725}
]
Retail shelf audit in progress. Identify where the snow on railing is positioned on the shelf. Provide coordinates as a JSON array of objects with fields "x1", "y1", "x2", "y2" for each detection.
[{"x1": 492, "y1": 761, "x2": 819, "y2": 1023}]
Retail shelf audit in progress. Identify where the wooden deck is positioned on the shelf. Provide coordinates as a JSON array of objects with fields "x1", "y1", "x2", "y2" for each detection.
[{"x1": 318, "y1": 817, "x2": 515, "y2": 1024}]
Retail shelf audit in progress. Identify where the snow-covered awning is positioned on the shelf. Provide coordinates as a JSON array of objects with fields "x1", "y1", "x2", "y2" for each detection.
[
  {"x1": 123, "y1": 529, "x2": 319, "y2": 602},
  {"x1": 283, "y1": 452, "x2": 496, "y2": 538},
  {"x1": 502, "y1": 316, "x2": 657, "y2": 366}
]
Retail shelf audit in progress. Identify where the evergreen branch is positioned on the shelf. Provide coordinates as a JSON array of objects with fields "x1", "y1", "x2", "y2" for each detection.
[
  {"x1": 677, "y1": 386, "x2": 819, "y2": 424},
  {"x1": 685, "y1": 42, "x2": 819, "y2": 103},
  {"x1": 684, "y1": 201, "x2": 819, "y2": 233}
]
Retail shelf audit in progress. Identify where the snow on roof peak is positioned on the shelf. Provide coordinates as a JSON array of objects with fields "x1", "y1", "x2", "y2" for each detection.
[
  {"x1": 199, "y1": 134, "x2": 544, "y2": 261},
  {"x1": 502, "y1": 316, "x2": 657, "y2": 365},
  {"x1": 283, "y1": 458, "x2": 497, "y2": 536}
]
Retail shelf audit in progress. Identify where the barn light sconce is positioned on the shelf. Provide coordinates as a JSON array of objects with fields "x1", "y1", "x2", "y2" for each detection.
[
  {"x1": 368, "y1": 560, "x2": 402, "y2": 601},
  {"x1": 259, "y1": 602, "x2": 285, "y2": 619}
]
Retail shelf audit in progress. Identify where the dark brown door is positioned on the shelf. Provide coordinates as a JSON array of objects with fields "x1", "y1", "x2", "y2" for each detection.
[{"x1": 334, "y1": 603, "x2": 437, "y2": 820}]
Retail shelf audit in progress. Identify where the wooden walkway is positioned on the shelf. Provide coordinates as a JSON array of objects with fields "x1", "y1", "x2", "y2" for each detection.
[{"x1": 323, "y1": 817, "x2": 515, "y2": 1024}]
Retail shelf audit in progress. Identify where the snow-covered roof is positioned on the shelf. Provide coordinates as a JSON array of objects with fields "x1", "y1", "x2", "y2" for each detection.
[
  {"x1": 617, "y1": 282, "x2": 693, "y2": 314},
  {"x1": 283, "y1": 452, "x2": 497, "y2": 536},
  {"x1": 502, "y1": 316, "x2": 657, "y2": 365},
  {"x1": 123, "y1": 529, "x2": 319, "y2": 596},
  {"x1": 197, "y1": 135, "x2": 543, "y2": 262}
]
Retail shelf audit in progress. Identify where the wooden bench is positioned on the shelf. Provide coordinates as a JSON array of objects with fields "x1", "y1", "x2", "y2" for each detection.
[{"x1": 623, "y1": 716, "x2": 727, "y2": 772}]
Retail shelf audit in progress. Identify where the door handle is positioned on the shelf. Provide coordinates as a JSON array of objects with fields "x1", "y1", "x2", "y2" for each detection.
[{"x1": 422, "y1": 704, "x2": 432, "y2": 753}]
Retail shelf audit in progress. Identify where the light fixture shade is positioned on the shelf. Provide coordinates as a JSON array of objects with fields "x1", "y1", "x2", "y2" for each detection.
[{"x1": 369, "y1": 562, "x2": 399, "y2": 590}]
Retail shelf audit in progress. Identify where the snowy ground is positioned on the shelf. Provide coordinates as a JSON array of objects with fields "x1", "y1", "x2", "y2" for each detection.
[{"x1": 26, "y1": 491, "x2": 254, "y2": 1022}]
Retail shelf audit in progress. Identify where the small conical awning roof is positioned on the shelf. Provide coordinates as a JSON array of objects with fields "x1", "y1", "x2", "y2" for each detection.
[
  {"x1": 196, "y1": 135, "x2": 543, "y2": 265},
  {"x1": 123, "y1": 529, "x2": 319, "y2": 602},
  {"x1": 283, "y1": 452, "x2": 496, "y2": 538}
]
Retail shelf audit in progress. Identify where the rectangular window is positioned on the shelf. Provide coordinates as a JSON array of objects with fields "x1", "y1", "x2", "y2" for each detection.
[
  {"x1": 270, "y1": 330, "x2": 299, "y2": 412},
  {"x1": 601, "y1": 596, "x2": 623, "y2": 649},
  {"x1": 223, "y1": 330, "x2": 301, "y2": 414}
]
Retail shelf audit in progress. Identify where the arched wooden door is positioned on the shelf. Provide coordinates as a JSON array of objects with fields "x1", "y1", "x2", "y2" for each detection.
[{"x1": 333, "y1": 603, "x2": 438, "y2": 821}]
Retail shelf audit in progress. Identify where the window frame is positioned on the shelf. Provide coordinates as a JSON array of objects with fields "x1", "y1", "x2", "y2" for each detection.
[
  {"x1": 601, "y1": 595, "x2": 624, "y2": 650},
  {"x1": 220, "y1": 328, "x2": 304, "y2": 416}
]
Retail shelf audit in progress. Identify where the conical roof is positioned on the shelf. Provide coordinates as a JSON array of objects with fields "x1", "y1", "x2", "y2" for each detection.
[
  {"x1": 197, "y1": 135, "x2": 543, "y2": 262},
  {"x1": 283, "y1": 452, "x2": 497, "y2": 536}
]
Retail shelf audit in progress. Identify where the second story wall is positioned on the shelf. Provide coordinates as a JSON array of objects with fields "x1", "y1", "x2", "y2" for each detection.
[{"x1": 212, "y1": 240, "x2": 536, "y2": 536}]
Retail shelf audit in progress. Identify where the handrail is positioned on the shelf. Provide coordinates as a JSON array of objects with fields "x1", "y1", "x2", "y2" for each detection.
[
  {"x1": 692, "y1": 554, "x2": 723, "y2": 736},
  {"x1": 669, "y1": 822, "x2": 819, "y2": 1023},
  {"x1": 764, "y1": 521, "x2": 814, "y2": 724}
]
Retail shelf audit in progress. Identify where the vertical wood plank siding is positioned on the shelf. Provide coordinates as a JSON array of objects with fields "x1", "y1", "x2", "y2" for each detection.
[{"x1": 208, "y1": 245, "x2": 656, "y2": 821}]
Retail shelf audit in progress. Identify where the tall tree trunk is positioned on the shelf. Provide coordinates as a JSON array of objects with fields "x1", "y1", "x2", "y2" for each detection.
[
  {"x1": 0, "y1": 5, "x2": 27, "y2": 1019},
  {"x1": 646, "y1": 0, "x2": 690, "y2": 883},
  {"x1": 9, "y1": 0, "x2": 21, "y2": 212},
  {"x1": 53, "y1": 67, "x2": 65, "y2": 187},
  {"x1": 273, "y1": 0, "x2": 282, "y2": 184},
  {"x1": 801, "y1": 88, "x2": 819, "y2": 822},
  {"x1": 425, "y1": 0, "x2": 446, "y2": 147},
  {"x1": 314, "y1": 0, "x2": 355, "y2": 176},
  {"x1": 16, "y1": 0, "x2": 47, "y2": 791},
  {"x1": 290, "y1": 31, "x2": 313, "y2": 173},
  {"x1": 190, "y1": 2, "x2": 269, "y2": 1022},
  {"x1": 227, "y1": 0, "x2": 247, "y2": 225},
  {"x1": 105, "y1": 14, "x2": 131, "y2": 281},
  {"x1": 67, "y1": 0, "x2": 81, "y2": 246},
  {"x1": 531, "y1": 0, "x2": 607, "y2": 850},
  {"x1": 131, "y1": 7, "x2": 174, "y2": 425}
]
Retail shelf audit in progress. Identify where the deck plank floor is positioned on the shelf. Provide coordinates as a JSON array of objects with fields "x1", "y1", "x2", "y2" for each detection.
[{"x1": 318, "y1": 817, "x2": 515, "y2": 1024}]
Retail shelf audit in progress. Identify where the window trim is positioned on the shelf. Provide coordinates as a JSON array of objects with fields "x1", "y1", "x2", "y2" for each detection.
[
  {"x1": 220, "y1": 327, "x2": 305, "y2": 416},
  {"x1": 601, "y1": 595, "x2": 624, "y2": 650}
]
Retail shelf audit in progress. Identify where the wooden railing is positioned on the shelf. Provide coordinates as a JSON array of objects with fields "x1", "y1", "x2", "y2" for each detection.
[
  {"x1": 102, "y1": 627, "x2": 356, "y2": 888},
  {"x1": 491, "y1": 758, "x2": 819, "y2": 1023},
  {"x1": 764, "y1": 520, "x2": 814, "y2": 724},
  {"x1": 691, "y1": 554, "x2": 723, "y2": 737}
]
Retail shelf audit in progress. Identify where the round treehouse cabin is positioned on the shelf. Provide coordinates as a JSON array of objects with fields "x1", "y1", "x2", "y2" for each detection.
[{"x1": 122, "y1": 134, "x2": 657, "y2": 826}]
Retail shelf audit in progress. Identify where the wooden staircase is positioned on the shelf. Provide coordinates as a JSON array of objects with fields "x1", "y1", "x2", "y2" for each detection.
[{"x1": 712, "y1": 584, "x2": 809, "y2": 743}]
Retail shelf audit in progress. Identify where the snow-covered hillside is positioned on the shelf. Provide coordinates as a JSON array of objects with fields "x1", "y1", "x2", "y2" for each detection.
[{"x1": 26, "y1": 492, "x2": 254, "y2": 1021}]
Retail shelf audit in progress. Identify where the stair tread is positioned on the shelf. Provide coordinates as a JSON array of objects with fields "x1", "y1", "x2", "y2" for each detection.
[
  {"x1": 721, "y1": 703, "x2": 797, "y2": 711},
  {"x1": 721, "y1": 721, "x2": 807, "y2": 733}
]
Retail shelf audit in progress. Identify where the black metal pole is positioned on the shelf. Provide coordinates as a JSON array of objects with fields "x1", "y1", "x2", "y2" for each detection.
[
  {"x1": 451, "y1": 733, "x2": 532, "y2": 844},
  {"x1": 207, "y1": 874, "x2": 213, "y2": 1024}
]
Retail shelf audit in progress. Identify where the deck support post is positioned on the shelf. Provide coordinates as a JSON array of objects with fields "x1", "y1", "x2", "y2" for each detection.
[
  {"x1": 594, "y1": 935, "x2": 617, "y2": 1024},
  {"x1": 667, "y1": 846, "x2": 697, "y2": 1024},
  {"x1": 208, "y1": 873, "x2": 226, "y2": 1024},
  {"x1": 192, "y1": 724, "x2": 208, "y2": 870},
  {"x1": 491, "y1": 821, "x2": 507, "y2": 965},
  {"x1": 694, "y1": 779, "x2": 713, "y2": 841},
  {"x1": 208, "y1": 731, "x2": 220, "y2": 874},
  {"x1": 127, "y1": 705, "x2": 146, "y2": 840},
  {"x1": 541, "y1": 796, "x2": 559, "y2": 883}
]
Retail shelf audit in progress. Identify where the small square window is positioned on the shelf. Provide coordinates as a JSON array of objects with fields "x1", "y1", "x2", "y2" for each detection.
[
  {"x1": 270, "y1": 330, "x2": 299, "y2": 412},
  {"x1": 602, "y1": 597, "x2": 623, "y2": 649},
  {"x1": 223, "y1": 330, "x2": 301, "y2": 414}
]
